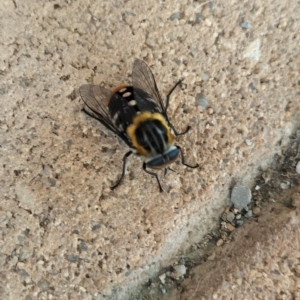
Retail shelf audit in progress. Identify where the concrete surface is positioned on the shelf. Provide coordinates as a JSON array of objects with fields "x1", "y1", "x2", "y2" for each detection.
[{"x1": 0, "y1": 0, "x2": 299, "y2": 299}]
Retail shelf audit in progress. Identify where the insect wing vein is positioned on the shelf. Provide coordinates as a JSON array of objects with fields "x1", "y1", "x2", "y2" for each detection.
[
  {"x1": 132, "y1": 59, "x2": 167, "y2": 116},
  {"x1": 79, "y1": 84, "x2": 131, "y2": 146}
]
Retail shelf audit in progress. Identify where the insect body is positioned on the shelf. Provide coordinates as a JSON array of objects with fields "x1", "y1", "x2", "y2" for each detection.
[{"x1": 79, "y1": 59, "x2": 198, "y2": 192}]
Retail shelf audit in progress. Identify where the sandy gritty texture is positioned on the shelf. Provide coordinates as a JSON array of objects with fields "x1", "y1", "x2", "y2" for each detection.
[
  {"x1": 169, "y1": 188, "x2": 300, "y2": 300},
  {"x1": 0, "y1": 0, "x2": 300, "y2": 299}
]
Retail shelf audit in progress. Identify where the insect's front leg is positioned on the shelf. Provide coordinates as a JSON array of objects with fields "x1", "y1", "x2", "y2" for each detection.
[
  {"x1": 170, "y1": 124, "x2": 191, "y2": 136},
  {"x1": 176, "y1": 145, "x2": 199, "y2": 169},
  {"x1": 142, "y1": 163, "x2": 164, "y2": 192}
]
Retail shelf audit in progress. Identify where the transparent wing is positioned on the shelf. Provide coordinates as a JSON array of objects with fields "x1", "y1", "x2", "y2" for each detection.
[
  {"x1": 132, "y1": 59, "x2": 167, "y2": 116},
  {"x1": 79, "y1": 84, "x2": 131, "y2": 146}
]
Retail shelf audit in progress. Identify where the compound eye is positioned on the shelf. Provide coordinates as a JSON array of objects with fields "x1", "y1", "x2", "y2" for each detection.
[{"x1": 146, "y1": 148, "x2": 180, "y2": 169}]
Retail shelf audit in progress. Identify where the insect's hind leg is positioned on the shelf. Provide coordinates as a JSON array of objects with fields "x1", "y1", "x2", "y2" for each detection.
[
  {"x1": 111, "y1": 151, "x2": 133, "y2": 190},
  {"x1": 143, "y1": 163, "x2": 164, "y2": 192},
  {"x1": 165, "y1": 80, "x2": 191, "y2": 136}
]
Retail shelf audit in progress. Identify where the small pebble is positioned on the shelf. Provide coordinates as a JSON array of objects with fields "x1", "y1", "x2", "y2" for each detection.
[
  {"x1": 220, "y1": 221, "x2": 227, "y2": 230},
  {"x1": 195, "y1": 93, "x2": 209, "y2": 108},
  {"x1": 226, "y1": 212, "x2": 235, "y2": 223},
  {"x1": 280, "y1": 182, "x2": 290, "y2": 190},
  {"x1": 199, "y1": 71, "x2": 209, "y2": 81},
  {"x1": 170, "y1": 12, "x2": 180, "y2": 20},
  {"x1": 207, "y1": 107, "x2": 214, "y2": 114},
  {"x1": 173, "y1": 265, "x2": 186, "y2": 278},
  {"x1": 232, "y1": 208, "x2": 239, "y2": 214},
  {"x1": 161, "y1": 288, "x2": 167, "y2": 294},
  {"x1": 231, "y1": 183, "x2": 252, "y2": 211},
  {"x1": 76, "y1": 205, "x2": 84, "y2": 213},
  {"x1": 78, "y1": 242, "x2": 88, "y2": 252},
  {"x1": 296, "y1": 161, "x2": 300, "y2": 174},
  {"x1": 253, "y1": 207, "x2": 261, "y2": 215},
  {"x1": 239, "y1": 124, "x2": 249, "y2": 137},
  {"x1": 183, "y1": 195, "x2": 192, "y2": 202},
  {"x1": 245, "y1": 210, "x2": 253, "y2": 218},
  {"x1": 216, "y1": 239, "x2": 224, "y2": 246},
  {"x1": 236, "y1": 219, "x2": 244, "y2": 226},
  {"x1": 235, "y1": 214, "x2": 242, "y2": 220},
  {"x1": 240, "y1": 22, "x2": 251, "y2": 29},
  {"x1": 159, "y1": 273, "x2": 166, "y2": 284},
  {"x1": 205, "y1": 18, "x2": 212, "y2": 27},
  {"x1": 249, "y1": 82, "x2": 258, "y2": 94},
  {"x1": 226, "y1": 223, "x2": 236, "y2": 232},
  {"x1": 38, "y1": 280, "x2": 50, "y2": 291},
  {"x1": 245, "y1": 139, "x2": 252, "y2": 146},
  {"x1": 255, "y1": 185, "x2": 260, "y2": 190}
]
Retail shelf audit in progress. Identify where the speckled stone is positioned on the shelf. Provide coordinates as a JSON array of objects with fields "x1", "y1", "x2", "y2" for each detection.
[
  {"x1": 1, "y1": 0, "x2": 300, "y2": 299},
  {"x1": 231, "y1": 183, "x2": 252, "y2": 212}
]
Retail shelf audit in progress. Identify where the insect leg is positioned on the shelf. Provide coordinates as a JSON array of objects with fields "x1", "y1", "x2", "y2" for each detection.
[
  {"x1": 164, "y1": 168, "x2": 168, "y2": 177},
  {"x1": 163, "y1": 167, "x2": 175, "y2": 177},
  {"x1": 111, "y1": 151, "x2": 133, "y2": 190},
  {"x1": 165, "y1": 80, "x2": 191, "y2": 136},
  {"x1": 170, "y1": 124, "x2": 191, "y2": 136},
  {"x1": 142, "y1": 163, "x2": 164, "y2": 192},
  {"x1": 176, "y1": 145, "x2": 199, "y2": 169},
  {"x1": 166, "y1": 79, "x2": 183, "y2": 110}
]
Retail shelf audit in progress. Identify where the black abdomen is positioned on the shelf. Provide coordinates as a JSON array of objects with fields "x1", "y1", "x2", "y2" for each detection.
[{"x1": 135, "y1": 120, "x2": 168, "y2": 154}]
